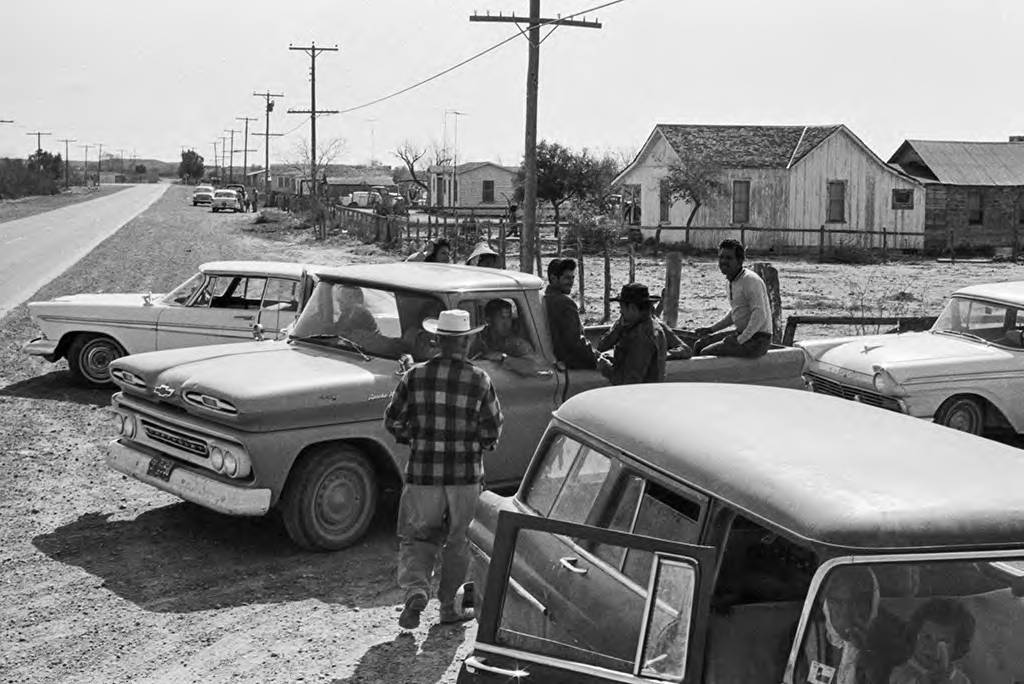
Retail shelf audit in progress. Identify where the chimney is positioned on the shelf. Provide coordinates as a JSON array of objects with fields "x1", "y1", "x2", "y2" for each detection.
[{"x1": 1010, "y1": 136, "x2": 1024, "y2": 143}]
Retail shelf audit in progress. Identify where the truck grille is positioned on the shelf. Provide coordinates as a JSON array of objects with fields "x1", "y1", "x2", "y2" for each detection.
[
  {"x1": 805, "y1": 372, "x2": 903, "y2": 412},
  {"x1": 141, "y1": 420, "x2": 208, "y2": 457}
]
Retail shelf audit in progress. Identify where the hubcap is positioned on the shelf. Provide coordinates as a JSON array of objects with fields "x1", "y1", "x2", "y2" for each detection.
[
  {"x1": 82, "y1": 341, "x2": 118, "y2": 382},
  {"x1": 314, "y1": 467, "x2": 366, "y2": 534},
  {"x1": 947, "y1": 405, "x2": 979, "y2": 433}
]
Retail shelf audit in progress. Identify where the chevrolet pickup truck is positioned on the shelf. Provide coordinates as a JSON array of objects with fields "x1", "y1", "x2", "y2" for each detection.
[{"x1": 106, "y1": 263, "x2": 805, "y2": 551}]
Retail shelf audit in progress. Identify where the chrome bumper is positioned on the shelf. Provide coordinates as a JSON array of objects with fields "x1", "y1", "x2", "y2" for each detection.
[
  {"x1": 22, "y1": 337, "x2": 59, "y2": 361},
  {"x1": 106, "y1": 439, "x2": 271, "y2": 516}
]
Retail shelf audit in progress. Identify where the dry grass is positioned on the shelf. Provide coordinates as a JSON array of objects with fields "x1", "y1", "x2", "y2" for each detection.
[{"x1": 0, "y1": 185, "x2": 129, "y2": 224}]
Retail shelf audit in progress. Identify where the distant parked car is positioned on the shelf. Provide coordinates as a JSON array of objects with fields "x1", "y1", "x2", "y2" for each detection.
[
  {"x1": 211, "y1": 189, "x2": 243, "y2": 213},
  {"x1": 192, "y1": 185, "x2": 215, "y2": 206},
  {"x1": 22, "y1": 261, "x2": 321, "y2": 387},
  {"x1": 348, "y1": 190, "x2": 381, "y2": 209}
]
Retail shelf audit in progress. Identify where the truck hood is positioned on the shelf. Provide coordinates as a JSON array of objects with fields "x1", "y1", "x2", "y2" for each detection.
[
  {"x1": 810, "y1": 331, "x2": 1016, "y2": 383},
  {"x1": 111, "y1": 341, "x2": 398, "y2": 431}
]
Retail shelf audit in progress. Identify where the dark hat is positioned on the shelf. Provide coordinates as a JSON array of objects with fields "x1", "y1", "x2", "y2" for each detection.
[{"x1": 610, "y1": 282, "x2": 660, "y2": 305}]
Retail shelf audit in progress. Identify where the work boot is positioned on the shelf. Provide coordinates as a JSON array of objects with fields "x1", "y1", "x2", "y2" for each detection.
[
  {"x1": 398, "y1": 593, "x2": 428, "y2": 630},
  {"x1": 439, "y1": 603, "x2": 474, "y2": 625}
]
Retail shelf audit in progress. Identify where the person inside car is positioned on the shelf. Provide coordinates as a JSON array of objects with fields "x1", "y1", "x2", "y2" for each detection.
[
  {"x1": 890, "y1": 599, "x2": 975, "y2": 684},
  {"x1": 470, "y1": 299, "x2": 540, "y2": 376},
  {"x1": 333, "y1": 286, "x2": 379, "y2": 340}
]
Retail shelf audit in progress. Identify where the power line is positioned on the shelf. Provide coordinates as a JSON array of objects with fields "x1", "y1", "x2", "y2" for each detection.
[
  {"x1": 335, "y1": 0, "x2": 625, "y2": 116},
  {"x1": 288, "y1": 42, "x2": 339, "y2": 205}
]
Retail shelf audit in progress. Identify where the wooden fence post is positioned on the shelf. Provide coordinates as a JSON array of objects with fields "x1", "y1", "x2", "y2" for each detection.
[
  {"x1": 882, "y1": 226, "x2": 888, "y2": 259},
  {"x1": 499, "y1": 219, "x2": 507, "y2": 269},
  {"x1": 663, "y1": 251, "x2": 683, "y2": 328},
  {"x1": 628, "y1": 242, "x2": 636, "y2": 283},
  {"x1": 603, "y1": 236, "x2": 612, "y2": 323},
  {"x1": 818, "y1": 224, "x2": 825, "y2": 261},
  {"x1": 752, "y1": 262, "x2": 783, "y2": 343},
  {"x1": 577, "y1": 236, "x2": 585, "y2": 314}
]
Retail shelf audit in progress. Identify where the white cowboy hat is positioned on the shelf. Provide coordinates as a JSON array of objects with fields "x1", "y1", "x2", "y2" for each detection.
[{"x1": 422, "y1": 309, "x2": 485, "y2": 336}]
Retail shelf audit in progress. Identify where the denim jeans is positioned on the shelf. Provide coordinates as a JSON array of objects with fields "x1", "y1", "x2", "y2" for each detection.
[
  {"x1": 396, "y1": 483, "x2": 482, "y2": 608},
  {"x1": 694, "y1": 330, "x2": 771, "y2": 358}
]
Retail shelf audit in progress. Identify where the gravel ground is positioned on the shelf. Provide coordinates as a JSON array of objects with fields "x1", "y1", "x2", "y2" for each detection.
[
  {"x1": 0, "y1": 185, "x2": 129, "y2": 224},
  {"x1": 3, "y1": 184, "x2": 1024, "y2": 683}
]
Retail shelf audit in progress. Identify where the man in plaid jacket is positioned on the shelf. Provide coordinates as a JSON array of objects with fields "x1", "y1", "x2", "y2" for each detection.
[{"x1": 384, "y1": 309, "x2": 504, "y2": 629}]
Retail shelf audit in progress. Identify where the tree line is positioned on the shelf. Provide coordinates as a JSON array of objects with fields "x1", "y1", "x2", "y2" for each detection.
[{"x1": 0, "y1": 150, "x2": 64, "y2": 199}]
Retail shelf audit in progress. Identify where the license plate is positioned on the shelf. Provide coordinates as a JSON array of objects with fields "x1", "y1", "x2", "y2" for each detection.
[{"x1": 146, "y1": 455, "x2": 176, "y2": 481}]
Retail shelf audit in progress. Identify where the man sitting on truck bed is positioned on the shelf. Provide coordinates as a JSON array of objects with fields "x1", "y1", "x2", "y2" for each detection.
[{"x1": 694, "y1": 239, "x2": 773, "y2": 358}]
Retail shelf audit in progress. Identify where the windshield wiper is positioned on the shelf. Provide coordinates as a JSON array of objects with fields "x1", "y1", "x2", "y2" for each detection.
[
  {"x1": 290, "y1": 333, "x2": 372, "y2": 360},
  {"x1": 936, "y1": 329, "x2": 990, "y2": 345}
]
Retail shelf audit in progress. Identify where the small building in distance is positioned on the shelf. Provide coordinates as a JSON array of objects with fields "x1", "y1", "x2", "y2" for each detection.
[
  {"x1": 428, "y1": 162, "x2": 518, "y2": 215},
  {"x1": 888, "y1": 138, "x2": 1024, "y2": 255},
  {"x1": 613, "y1": 123, "x2": 924, "y2": 252}
]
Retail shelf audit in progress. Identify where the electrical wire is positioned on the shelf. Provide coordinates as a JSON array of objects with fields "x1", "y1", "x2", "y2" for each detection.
[{"x1": 335, "y1": 0, "x2": 628, "y2": 116}]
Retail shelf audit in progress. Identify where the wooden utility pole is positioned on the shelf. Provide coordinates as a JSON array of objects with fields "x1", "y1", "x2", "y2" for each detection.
[
  {"x1": 470, "y1": 5, "x2": 601, "y2": 273},
  {"x1": 253, "y1": 90, "x2": 284, "y2": 194},
  {"x1": 219, "y1": 136, "x2": 228, "y2": 179},
  {"x1": 211, "y1": 141, "x2": 220, "y2": 180},
  {"x1": 288, "y1": 42, "x2": 339, "y2": 199},
  {"x1": 79, "y1": 144, "x2": 93, "y2": 186},
  {"x1": 58, "y1": 137, "x2": 75, "y2": 188},
  {"x1": 224, "y1": 128, "x2": 239, "y2": 183},
  {"x1": 95, "y1": 143, "x2": 103, "y2": 183},
  {"x1": 25, "y1": 131, "x2": 52, "y2": 156},
  {"x1": 236, "y1": 116, "x2": 258, "y2": 180}
]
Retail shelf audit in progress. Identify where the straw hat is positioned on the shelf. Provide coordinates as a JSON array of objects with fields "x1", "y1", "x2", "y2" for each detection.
[{"x1": 422, "y1": 309, "x2": 485, "y2": 336}]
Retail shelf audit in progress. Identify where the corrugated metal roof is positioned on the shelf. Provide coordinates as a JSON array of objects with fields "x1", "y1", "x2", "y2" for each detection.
[
  {"x1": 897, "y1": 140, "x2": 1024, "y2": 186},
  {"x1": 656, "y1": 123, "x2": 841, "y2": 168}
]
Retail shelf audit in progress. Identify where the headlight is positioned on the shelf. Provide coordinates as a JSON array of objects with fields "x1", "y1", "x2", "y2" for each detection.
[
  {"x1": 123, "y1": 414, "x2": 137, "y2": 439},
  {"x1": 872, "y1": 367, "x2": 906, "y2": 396},
  {"x1": 210, "y1": 446, "x2": 224, "y2": 471},
  {"x1": 223, "y1": 451, "x2": 238, "y2": 477}
]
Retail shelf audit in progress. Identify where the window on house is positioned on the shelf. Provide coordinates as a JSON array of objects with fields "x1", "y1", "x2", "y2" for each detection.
[
  {"x1": 659, "y1": 181, "x2": 671, "y2": 224},
  {"x1": 892, "y1": 188, "x2": 914, "y2": 210},
  {"x1": 732, "y1": 180, "x2": 751, "y2": 224},
  {"x1": 482, "y1": 179, "x2": 495, "y2": 203},
  {"x1": 826, "y1": 181, "x2": 846, "y2": 223},
  {"x1": 968, "y1": 189, "x2": 984, "y2": 224}
]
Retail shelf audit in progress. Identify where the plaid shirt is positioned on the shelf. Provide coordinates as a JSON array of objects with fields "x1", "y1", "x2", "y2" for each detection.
[{"x1": 384, "y1": 356, "x2": 503, "y2": 485}]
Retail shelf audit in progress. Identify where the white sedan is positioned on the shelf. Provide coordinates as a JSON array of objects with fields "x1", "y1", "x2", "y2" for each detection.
[
  {"x1": 211, "y1": 189, "x2": 243, "y2": 212},
  {"x1": 800, "y1": 280, "x2": 1024, "y2": 437},
  {"x1": 192, "y1": 185, "x2": 215, "y2": 206},
  {"x1": 23, "y1": 261, "x2": 322, "y2": 387}
]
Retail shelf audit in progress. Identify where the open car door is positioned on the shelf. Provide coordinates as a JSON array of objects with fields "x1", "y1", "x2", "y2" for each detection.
[{"x1": 458, "y1": 511, "x2": 716, "y2": 683}]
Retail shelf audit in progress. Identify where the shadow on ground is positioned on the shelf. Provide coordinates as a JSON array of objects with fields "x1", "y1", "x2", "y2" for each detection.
[
  {"x1": 32, "y1": 496, "x2": 400, "y2": 613},
  {"x1": 332, "y1": 626, "x2": 468, "y2": 684},
  {"x1": 0, "y1": 370, "x2": 112, "y2": 407}
]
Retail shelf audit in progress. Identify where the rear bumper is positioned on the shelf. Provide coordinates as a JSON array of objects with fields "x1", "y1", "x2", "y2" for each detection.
[
  {"x1": 22, "y1": 337, "x2": 59, "y2": 362},
  {"x1": 106, "y1": 439, "x2": 271, "y2": 516}
]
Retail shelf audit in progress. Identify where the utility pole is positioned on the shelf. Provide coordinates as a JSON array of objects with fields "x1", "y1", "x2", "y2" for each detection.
[
  {"x1": 446, "y1": 110, "x2": 467, "y2": 214},
  {"x1": 79, "y1": 144, "x2": 93, "y2": 187},
  {"x1": 253, "y1": 91, "x2": 284, "y2": 194},
  {"x1": 96, "y1": 143, "x2": 104, "y2": 183},
  {"x1": 58, "y1": 137, "x2": 76, "y2": 188},
  {"x1": 118, "y1": 149, "x2": 125, "y2": 173},
  {"x1": 288, "y1": 42, "x2": 339, "y2": 198},
  {"x1": 470, "y1": 6, "x2": 601, "y2": 273},
  {"x1": 211, "y1": 141, "x2": 220, "y2": 181},
  {"x1": 236, "y1": 116, "x2": 258, "y2": 182},
  {"x1": 26, "y1": 131, "x2": 52, "y2": 153},
  {"x1": 219, "y1": 136, "x2": 228, "y2": 180},
  {"x1": 224, "y1": 128, "x2": 239, "y2": 183}
]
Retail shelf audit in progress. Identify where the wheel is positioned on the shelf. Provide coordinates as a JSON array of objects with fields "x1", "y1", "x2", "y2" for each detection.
[
  {"x1": 935, "y1": 396, "x2": 985, "y2": 435},
  {"x1": 280, "y1": 444, "x2": 378, "y2": 551},
  {"x1": 193, "y1": 201, "x2": 198, "y2": 206},
  {"x1": 66, "y1": 334, "x2": 125, "y2": 387}
]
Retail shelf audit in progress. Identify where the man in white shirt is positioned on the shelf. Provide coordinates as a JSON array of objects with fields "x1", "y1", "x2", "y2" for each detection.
[{"x1": 694, "y1": 239, "x2": 774, "y2": 358}]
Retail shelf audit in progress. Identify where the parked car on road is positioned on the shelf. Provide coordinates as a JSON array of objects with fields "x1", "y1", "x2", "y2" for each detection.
[
  {"x1": 211, "y1": 189, "x2": 243, "y2": 212},
  {"x1": 104, "y1": 263, "x2": 805, "y2": 551},
  {"x1": 800, "y1": 280, "x2": 1024, "y2": 438},
  {"x1": 459, "y1": 383, "x2": 1024, "y2": 683},
  {"x1": 348, "y1": 190, "x2": 381, "y2": 209},
  {"x1": 23, "y1": 261, "x2": 320, "y2": 386},
  {"x1": 192, "y1": 185, "x2": 215, "y2": 206}
]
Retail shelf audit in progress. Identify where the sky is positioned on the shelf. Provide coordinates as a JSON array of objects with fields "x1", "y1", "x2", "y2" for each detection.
[{"x1": 3, "y1": 0, "x2": 1024, "y2": 170}]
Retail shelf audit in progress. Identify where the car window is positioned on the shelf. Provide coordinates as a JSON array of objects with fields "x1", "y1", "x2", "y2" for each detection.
[
  {"x1": 548, "y1": 447, "x2": 613, "y2": 523},
  {"x1": 261, "y1": 277, "x2": 300, "y2": 311},
  {"x1": 521, "y1": 433, "x2": 581, "y2": 516},
  {"x1": 204, "y1": 276, "x2": 267, "y2": 310},
  {"x1": 290, "y1": 281, "x2": 406, "y2": 358},
  {"x1": 165, "y1": 272, "x2": 205, "y2": 306},
  {"x1": 458, "y1": 296, "x2": 537, "y2": 353}
]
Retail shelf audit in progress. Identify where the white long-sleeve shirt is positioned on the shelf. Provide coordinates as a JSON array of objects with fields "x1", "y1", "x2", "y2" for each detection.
[{"x1": 726, "y1": 268, "x2": 773, "y2": 344}]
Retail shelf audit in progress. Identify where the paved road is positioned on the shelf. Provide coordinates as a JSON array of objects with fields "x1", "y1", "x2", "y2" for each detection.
[{"x1": 0, "y1": 183, "x2": 168, "y2": 320}]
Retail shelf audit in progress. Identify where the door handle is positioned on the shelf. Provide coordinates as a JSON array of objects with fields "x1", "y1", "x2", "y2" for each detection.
[
  {"x1": 559, "y1": 556, "x2": 588, "y2": 575},
  {"x1": 233, "y1": 315, "x2": 254, "y2": 321},
  {"x1": 463, "y1": 656, "x2": 529, "y2": 678}
]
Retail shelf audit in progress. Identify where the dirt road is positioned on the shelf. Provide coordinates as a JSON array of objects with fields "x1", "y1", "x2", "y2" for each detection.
[{"x1": 0, "y1": 185, "x2": 474, "y2": 684}]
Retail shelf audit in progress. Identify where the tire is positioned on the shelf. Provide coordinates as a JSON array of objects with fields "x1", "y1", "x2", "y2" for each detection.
[
  {"x1": 935, "y1": 396, "x2": 985, "y2": 435},
  {"x1": 193, "y1": 201, "x2": 198, "y2": 206},
  {"x1": 280, "y1": 444, "x2": 378, "y2": 551},
  {"x1": 66, "y1": 334, "x2": 125, "y2": 387}
]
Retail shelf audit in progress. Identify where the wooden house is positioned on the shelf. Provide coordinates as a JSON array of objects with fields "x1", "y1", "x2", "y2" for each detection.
[
  {"x1": 888, "y1": 139, "x2": 1024, "y2": 254},
  {"x1": 428, "y1": 161, "x2": 518, "y2": 214},
  {"x1": 613, "y1": 124, "x2": 925, "y2": 252}
]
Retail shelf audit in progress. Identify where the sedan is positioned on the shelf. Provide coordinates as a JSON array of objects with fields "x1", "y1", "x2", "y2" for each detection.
[
  {"x1": 211, "y1": 189, "x2": 243, "y2": 212},
  {"x1": 192, "y1": 185, "x2": 215, "y2": 205}
]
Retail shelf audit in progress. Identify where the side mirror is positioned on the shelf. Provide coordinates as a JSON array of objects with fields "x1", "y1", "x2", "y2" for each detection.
[{"x1": 252, "y1": 323, "x2": 265, "y2": 341}]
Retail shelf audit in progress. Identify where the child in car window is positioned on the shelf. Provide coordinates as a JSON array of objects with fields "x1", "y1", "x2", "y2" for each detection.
[{"x1": 889, "y1": 598, "x2": 975, "y2": 684}]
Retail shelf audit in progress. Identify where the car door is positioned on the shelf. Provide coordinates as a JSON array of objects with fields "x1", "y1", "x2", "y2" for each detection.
[
  {"x1": 460, "y1": 511, "x2": 716, "y2": 684},
  {"x1": 156, "y1": 274, "x2": 267, "y2": 349}
]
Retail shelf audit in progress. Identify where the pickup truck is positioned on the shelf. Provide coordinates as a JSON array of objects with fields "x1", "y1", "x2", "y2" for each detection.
[{"x1": 105, "y1": 263, "x2": 805, "y2": 551}]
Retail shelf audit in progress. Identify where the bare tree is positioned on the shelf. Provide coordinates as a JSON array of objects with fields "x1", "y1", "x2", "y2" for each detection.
[
  {"x1": 657, "y1": 152, "x2": 725, "y2": 246},
  {"x1": 394, "y1": 140, "x2": 429, "y2": 204},
  {"x1": 288, "y1": 136, "x2": 346, "y2": 195}
]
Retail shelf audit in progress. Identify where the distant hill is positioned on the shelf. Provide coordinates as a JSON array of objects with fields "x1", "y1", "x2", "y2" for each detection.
[{"x1": 69, "y1": 158, "x2": 179, "y2": 176}]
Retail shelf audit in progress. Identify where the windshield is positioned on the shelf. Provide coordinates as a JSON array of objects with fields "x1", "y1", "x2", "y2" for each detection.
[
  {"x1": 290, "y1": 281, "x2": 444, "y2": 360},
  {"x1": 162, "y1": 272, "x2": 205, "y2": 306},
  {"x1": 794, "y1": 556, "x2": 1024, "y2": 684},
  {"x1": 931, "y1": 296, "x2": 1024, "y2": 348},
  {"x1": 214, "y1": 191, "x2": 235, "y2": 198}
]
